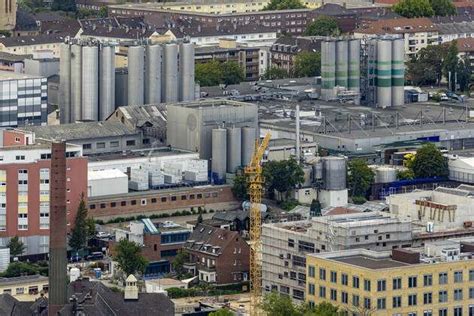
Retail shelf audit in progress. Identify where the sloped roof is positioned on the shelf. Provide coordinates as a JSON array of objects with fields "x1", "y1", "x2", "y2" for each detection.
[
  {"x1": 0, "y1": 294, "x2": 36, "y2": 316},
  {"x1": 355, "y1": 17, "x2": 437, "y2": 34},
  {"x1": 184, "y1": 224, "x2": 240, "y2": 256}
]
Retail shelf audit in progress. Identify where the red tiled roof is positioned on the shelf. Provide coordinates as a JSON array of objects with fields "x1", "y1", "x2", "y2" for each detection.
[{"x1": 355, "y1": 17, "x2": 437, "y2": 34}]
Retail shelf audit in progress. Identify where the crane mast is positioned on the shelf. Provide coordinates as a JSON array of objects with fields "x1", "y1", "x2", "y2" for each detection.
[{"x1": 245, "y1": 133, "x2": 271, "y2": 316}]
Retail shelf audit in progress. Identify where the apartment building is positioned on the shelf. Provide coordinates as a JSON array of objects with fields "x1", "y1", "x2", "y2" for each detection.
[
  {"x1": 306, "y1": 239, "x2": 474, "y2": 316},
  {"x1": 261, "y1": 212, "x2": 412, "y2": 302},
  {"x1": 0, "y1": 35, "x2": 66, "y2": 57},
  {"x1": 270, "y1": 36, "x2": 322, "y2": 75},
  {"x1": 0, "y1": 275, "x2": 48, "y2": 301},
  {"x1": 0, "y1": 129, "x2": 87, "y2": 256}
]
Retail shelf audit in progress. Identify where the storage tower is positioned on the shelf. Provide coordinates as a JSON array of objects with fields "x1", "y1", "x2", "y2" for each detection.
[
  {"x1": 100, "y1": 45, "x2": 116, "y2": 120},
  {"x1": 179, "y1": 42, "x2": 195, "y2": 102},
  {"x1": 81, "y1": 45, "x2": 99, "y2": 121},
  {"x1": 127, "y1": 45, "x2": 145, "y2": 106},
  {"x1": 321, "y1": 40, "x2": 336, "y2": 100},
  {"x1": 145, "y1": 44, "x2": 162, "y2": 104},
  {"x1": 163, "y1": 43, "x2": 179, "y2": 103}
]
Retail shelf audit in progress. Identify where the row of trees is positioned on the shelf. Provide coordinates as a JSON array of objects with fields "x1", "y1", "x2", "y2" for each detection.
[
  {"x1": 393, "y1": 0, "x2": 456, "y2": 18},
  {"x1": 195, "y1": 61, "x2": 245, "y2": 86},
  {"x1": 263, "y1": 0, "x2": 306, "y2": 10}
]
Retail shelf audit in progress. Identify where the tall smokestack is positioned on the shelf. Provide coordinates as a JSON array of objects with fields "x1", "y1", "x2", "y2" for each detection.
[{"x1": 48, "y1": 142, "x2": 68, "y2": 316}]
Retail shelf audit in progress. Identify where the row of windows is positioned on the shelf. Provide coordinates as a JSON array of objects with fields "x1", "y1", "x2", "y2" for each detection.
[
  {"x1": 82, "y1": 140, "x2": 136, "y2": 150},
  {"x1": 89, "y1": 192, "x2": 219, "y2": 210}
]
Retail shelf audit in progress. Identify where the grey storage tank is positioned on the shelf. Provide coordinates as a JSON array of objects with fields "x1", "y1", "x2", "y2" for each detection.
[
  {"x1": 212, "y1": 128, "x2": 227, "y2": 182},
  {"x1": 71, "y1": 44, "x2": 82, "y2": 122},
  {"x1": 322, "y1": 156, "x2": 346, "y2": 190},
  {"x1": 321, "y1": 40, "x2": 336, "y2": 100},
  {"x1": 127, "y1": 45, "x2": 145, "y2": 106},
  {"x1": 336, "y1": 40, "x2": 348, "y2": 88},
  {"x1": 241, "y1": 126, "x2": 256, "y2": 167},
  {"x1": 391, "y1": 38, "x2": 405, "y2": 107},
  {"x1": 99, "y1": 45, "x2": 115, "y2": 120},
  {"x1": 81, "y1": 45, "x2": 99, "y2": 121},
  {"x1": 179, "y1": 42, "x2": 195, "y2": 102},
  {"x1": 145, "y1": 44, "x2": 162, "y2": 104},
  {"x1": 348, "y1": 39, "x2": 361, "y2": 93},
  {"x1": 376, "y1": 39, "x2": 392, "y2": 108},
  {"x1": 375, "y1": 167, "x2": 397, "y2": 184},
  {"x1": 163, "y1": 43, "x2": 179, "y2": 103},
  {"x1": 226, "y1": 126, "x2": 242, "y2": 173},
  {"x1": 59, "y1": 43, "x2": 71, "y2": 124}
]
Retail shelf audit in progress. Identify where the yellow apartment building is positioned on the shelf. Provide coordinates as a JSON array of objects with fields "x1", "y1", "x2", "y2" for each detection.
[
  {"x1": 306, "y1": 241, "x2": 474, "y2": 316},
  {"x1": 0, "y1": 275, "x2": 48, "y2": 301}
]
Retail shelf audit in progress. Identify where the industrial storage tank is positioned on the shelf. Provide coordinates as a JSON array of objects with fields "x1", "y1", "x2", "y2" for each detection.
[
  {"x1": 348, "y1": 39, "x2": 361, "y2": 93},
  {"x1": 59, "y1": 43, "x2": 71, "y2": 124},
  {"x1": 71, "y1": 44, "x2": 82, "y2": 122},
  {"x1": 81, "y1": 45, "x2": 99, "y2": 121},
  {"x1": 241, "y1": 126, "x2": 256, "y2": 167},
  {"x1": 312, "y1": 160, "x2": 323, "y2": 182},
  {"x1": 163, "y1": 43, "x2": 179, "y2": 103},
  {"x1": 322, "y1": 156, "x2": 346, "y2": 190},
  {"x1": 227, "y1": 127, "x2": 242, "y2": 173},
  {"x1": 391, "y1": 38, "x2": 405, "y2": 107},
  {"x1": 127, "y1": 45, "x2": 145, "y2": 106},
  {"x1": 179, "y1": 42, "x2": 195, "y2": 102},
  {"x1": 336, "y1": 40, "x2": 348, "y2": 88},
  {"x1": 321, "y1": 40, "x2": 336, "y2": 100},
  {"x1": 212, "y1": 128, "x2": 227, "y2": 182},
  {"x1": 375, "y1": 167, "x2": 397, "y2": 184},
  {"x1": 145, "y1": 44, "x2": 162, "y2": 104},
  {"x1": 99, "y1": 45, "x2": 115, "y2": 121},
  {"x1": 376, "y1": 40, "x2": 392, "y2": 108}
]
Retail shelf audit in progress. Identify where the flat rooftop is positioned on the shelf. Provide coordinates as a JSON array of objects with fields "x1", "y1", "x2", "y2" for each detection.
[
  {"x1": 0, "y1": 70, "x2": 44, "y2": 80},
  {"x1": 332, "y1": 255, "x2": 409, "y2": 269},
  {"x1": 0, "y1": 274, "x2": 48, "y2": 286},
  {"x1": 87, "y1": 147, "x2": 196, "y2": 162}
]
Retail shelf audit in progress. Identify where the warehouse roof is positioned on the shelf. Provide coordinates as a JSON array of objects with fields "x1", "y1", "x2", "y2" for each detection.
[
  {"x1": 88, "y1": 169, "x2": 128, "y2": 181},
  {"x1": 22, "y1": 121, "x2": 139, "y2": 141}
]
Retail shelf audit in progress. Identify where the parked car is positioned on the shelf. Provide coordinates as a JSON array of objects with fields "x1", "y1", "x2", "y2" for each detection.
[
  {"x1": 86, "y1": 252, "x2": 104, "y2": 261},
  {"x1": 96, "y1": 232, "x2": 111, "y2": 239}
]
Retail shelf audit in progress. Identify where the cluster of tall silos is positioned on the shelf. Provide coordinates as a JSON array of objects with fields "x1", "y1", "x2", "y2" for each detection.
[
  {"x1": 321, "y1": 38, "x2": 360, "y2": 101},
  {"x1": 211, "y1": 126, "x2": 256, "y2": 183},
  {"x1": 60, "y1": 41, "x2": 116, "y2": 123},
  {"x1": 371, "y1": 37, "x2": 405, "y2": 108}
]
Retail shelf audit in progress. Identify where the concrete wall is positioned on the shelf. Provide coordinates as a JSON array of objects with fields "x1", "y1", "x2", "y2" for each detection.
[{"x1": 88, "y1": 172, "x2": 128, "y2": 197}]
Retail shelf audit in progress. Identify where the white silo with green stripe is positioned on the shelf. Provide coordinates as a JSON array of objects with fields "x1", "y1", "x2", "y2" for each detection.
[
  {"x1": 336, "y1": 40, "x2": 348, "y2": 87},
  {"x1": 348, "y1": 39, "x2": 361, "y2": 93},
  {"x1": 392, "y1": 38, "x2": 405, "y2": 106},
  {"x1": 376, "y1": 39, "x2": 393, "y2": 108},
  {"x1": 321, "y1": 40, "x2": 336, "y2": 100}
]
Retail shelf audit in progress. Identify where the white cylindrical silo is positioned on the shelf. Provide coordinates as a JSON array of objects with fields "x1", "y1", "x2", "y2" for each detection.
[
  {"x1": 348, "y1": 39, "x2": 361, "y2": 93},
  {"x1": 59, "y1": 43, "x2": 71, "y2": 124},
  {"x1": 99, "y1": 45, "x2": 115, "y2": 120},
  {"x1": 163, "y1": 43, "x2": 179, "y2": 103},
  {"x1": 336, "y1": 40, "x2": 348, "y2": 88},
  {"x1": 392, "y1": 38, "x2": 405, "y2": 107},
  {"x1": 227, "y1": 127, "x2": 242, "y2": 173},
  {"x1": 179, "y1": 42, "x2": 195, "y2": 102},
  {"x1": 241, "y1": 126, "x2": 256, "y2": 167},
  {"x1": 377, "y1": 39, "x2": 392, "y2": 108},
  {"x1": 321, "y1": 40, "x2": 336, "y2": 100},
  {"x1": 81, "y1": 45, "x2": 99, "y2": 121},
  {"x1": 212, "y1": 128, "x2": 227, "y2": 182},
  {"x1": 145, "y1": 44, "x2": 162, "y2": 104},
  {"x1": 71, "y1": 44, "x2": 82, "y2": 122},
  {"x1": 127, "y1": 45, "x2": 145, "y2": 106}
]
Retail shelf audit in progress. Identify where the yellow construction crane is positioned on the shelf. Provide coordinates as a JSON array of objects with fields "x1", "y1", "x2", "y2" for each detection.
[{"x1": 245, "y1": 132, "x2": 271, "y2": 316}]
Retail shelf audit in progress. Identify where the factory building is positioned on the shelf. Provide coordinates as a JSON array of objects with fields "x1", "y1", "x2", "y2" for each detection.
[
  {"x1": 306, "y1": 240, "x2": 474, "y2": 316},
  {"x1": 261, "y1": 212, "x2": 413, "y2": 302},
  {"x1": 59, "y1": 40, "x2": 195, "y2": 124},
  {"x1": 167, "y1": 100, "x2": 258, "y2": 183},
  {"x1": 0, "y1": 71, "x2": 48, "y2": 128}
]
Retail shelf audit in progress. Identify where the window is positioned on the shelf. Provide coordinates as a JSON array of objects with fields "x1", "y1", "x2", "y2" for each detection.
[
  {"x1": 319, "y1": 268, "x2": 326, "y2": 281},
  {"x1": 408, "y1": 294, "x2": 417, "y2": 306},
  {"x1": 454, "y1": 271, "x2": 463, "y2": 283},
  {"x1": 352, "y1": 294, "x2": 359, "y2": 307},
  {"x1": 319, "y1": 286, "x2": 326, "y2": 298},
  {"x1": 89, "y1": 204, "x2": 96, "y2": 210},
  {"x1": 393, "y1": 277, "x2": 402, "y2": 290},
  {"x1": 330, "y1": 289, "x2": 337, "y2": 301},
  {"x1": 438, "y1": 308, "x2": 447, "y2": 316},
  {"x1": 110, "y1": 141, "x2": 119, "y2": 147},
  {"x1": 126, "y1": 140, "x2": 136, "y2": 147},
  {"x1": 423, "y1": 311, "x2": 432, "y2": 316},
  {"x1": 181, "y1": 195, "x2": 187, "y2": 200},
  {"x1": 453, "y1": 307, "x2": 462, "y2": 316},
  {"x1": 111, "y1": 202, "x2": 116, "y2": 207},
  {"x1": 377, "y1": 279, "x2": 386, "y2": 291},
  {"x1": 438, "y1": 290, "x2": 448, "y2": 303},
  {"x1": 82, "y1": 144, "x2": 92, "y2": 150},
  {"x1": 330, "y1": 271, "x2": 337, "y2": 283},
  {"x1": 16, "y1": 287, "x2": 24, "y2": 294},
  {"x1": 15, "y1": 155, "x2": 25, "y2": 160},
  {"x1": 364, "y1": 297, "x2": 371, "y2": 309},
  {"x1": 408, "y1": 276, "x2": 417, "y2": 288},
  {"x1": 353, "y1": 276, "x2": 359, "y2": 288},
  {"x1": 469, "y1": 269, "x2": 474, "y2": 281},
  {"x1": 377, "y1": 298, "x2": 386, "y2": 310},
  {"x1": 364, "y1": 279, "x2": 371, "y2": 291},
  {"x1": 392, "y1": 296, "x2": 402, "y2": 308},
  {"x1": 470, "y1": 287, "x2": 474, "y2": 299},
  {"x1": 308, "y1": 283, "x2": 315, "y2": 295},
  {"x1": 424, "y1": 274, "x2": 432, "y2": 286},
  {"x1": 439, "y1": 272, "x2": 448, "y2": 284},
  {"x1": 423, "y1": 292, "x2": 432, "y2": 304},
  {"x1": 121, "y1": 201, "x2": 126, "y2": 206},
  {"x1": 161, "y1": 197, "x2": 167, "y2": 202},
  {"x1": 341, "y1": 291, "x2": 348, "y2": 304},
  {"x1": 341, "y1": 273, "x2": 348, "y2": 286},
  {"x1": 131, "y1": 200, "x2": 137, "y2": 205},
  {"x1": 96, "y1": 142, "x2": 105, "y2": 149},
  {"x1": 454, "y1": 288, "x2": 462, "y2": 301},
  {"x1": 308, "y1": 265, "x2": 315, "y2": 278}
]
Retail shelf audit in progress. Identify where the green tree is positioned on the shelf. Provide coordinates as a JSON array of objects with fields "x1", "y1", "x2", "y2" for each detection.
[
  {"x1": 86, "y1": 217, "x2": 96, "y2": 240},
  {"x1": 411, "y1": 143, "x2": 448, "y2": 178},
  {"x1": 1, "y1": 262, "x2": 38, "y2": 277},
  {"x1": 69, "y1": 196, "x2": 88, "y2": 251},
  {"x1": 263, "y1": 158, "x2": 304, "y2": 200},
  {"x1": 263, "y1": 0, "x2": 306, "y2": 10},
  {"x1": 51, "y1": 0, "x2": 76, "y2": 11},
  {"x1": 456, "y1": 55, "x2": 472, "y2": 92},
  {"x1": 294, "y1": 52, "x2": 321, "y2": 78},
  {"x1": 263, "y1": 66, "x2": 288, "y2": 80},
  {"x1": 393, "y1": 0, "x2": 434, "y2": 18},
  {"x1": 310, "y1": 301, "x2": 340, "y2": 315},
  {"x1": 443, "y1": 41, "x2": 459, "y2": 91},
  {"x1": 8, "y1": 236, "x2": 25, "y2": 257},
  {"x1": 231, "y1": 172, "x2": 248, "y2": 200},
  {"x1": 406, "y1": 45, "x2": 446, "y2": 86},
  {"x1": 172, "y1": 249, "x2": 188, "y2": 278},
  {"x1": 397, "y1": 169, "x2": 415, "y2": 180},
  {"x1": 196, "y1": 61, "x2": 222, "y2": 86},
  {"x1": 17, "y1": 0, "x2": 44, "y2": 12},
  {"x1": 304, "y1": 16, "x2": 340, "y2": 36},
  {"x1": 429, "y1": 0, "x2": 456, "y2": 16},
  {"x1": 262, "y1": 292, "x2": 302, "y2": 316},
  {"x1": 209, "y1": 309, "x2": 234, "y2": 316},
  {"x1": 114, "y1": 239, "x2": 148, "y2": 276},
  {"x1": 309, "y1": 199, "x2": 322, "y2": 217},
  {"x1": 221, "y1": 61, "x2": 245, "y2": 85},
  {"x1": 347, "y1": 159, "x2": 375, "y2": 198},
  {"x1": 98, "y1": 6, "x2": 108, "y2": 18}
]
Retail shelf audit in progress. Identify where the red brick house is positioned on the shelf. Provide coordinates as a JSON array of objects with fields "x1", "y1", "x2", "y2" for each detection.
[{"x1": 183, "y1": 224, "x2": 250, "y2": 285}]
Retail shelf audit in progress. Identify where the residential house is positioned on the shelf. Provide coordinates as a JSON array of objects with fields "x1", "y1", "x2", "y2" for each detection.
[{"x1": 270, "y1": 36, "x2": 322, "y2": 75}]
